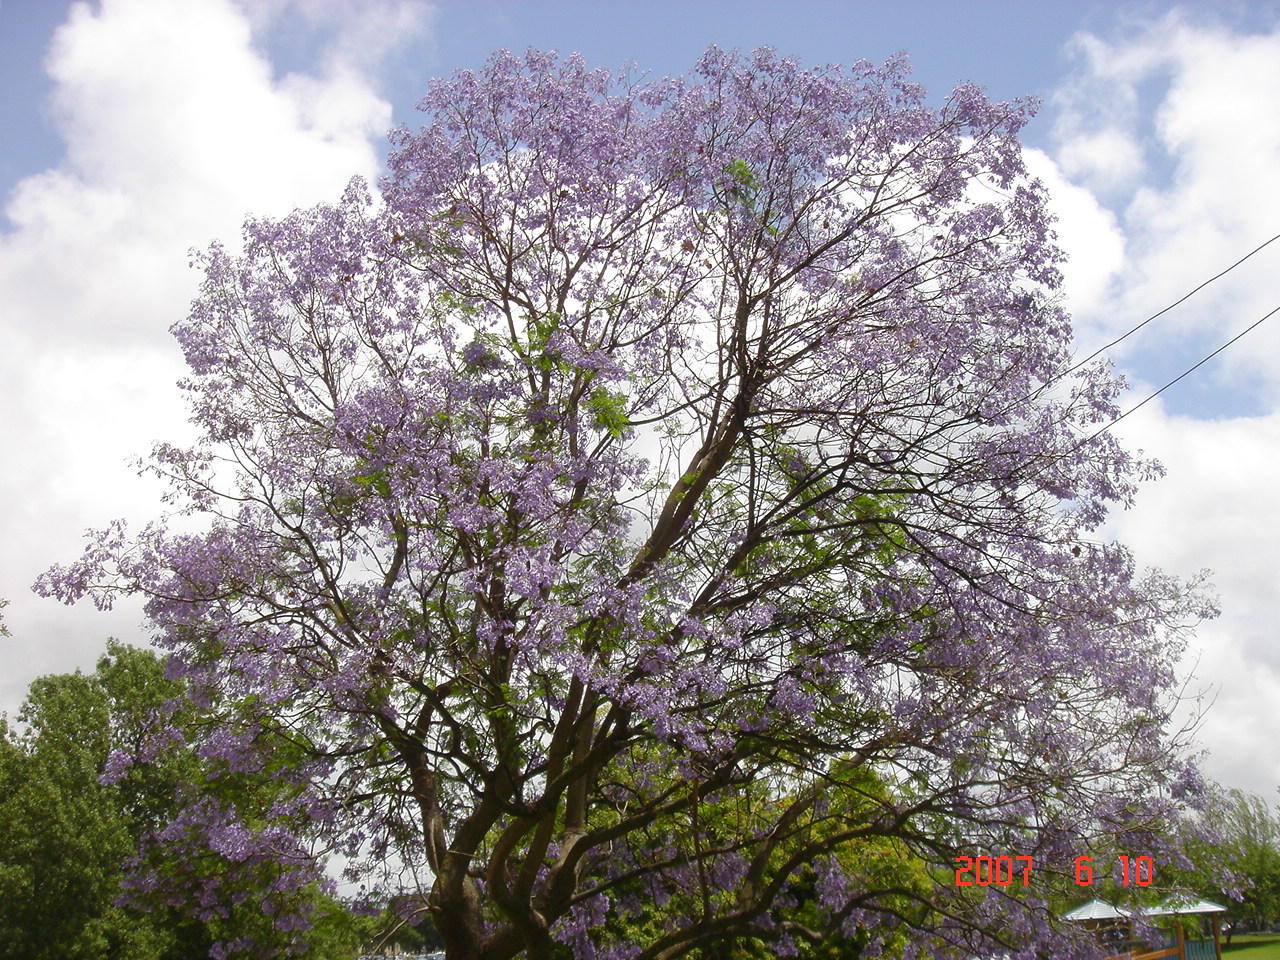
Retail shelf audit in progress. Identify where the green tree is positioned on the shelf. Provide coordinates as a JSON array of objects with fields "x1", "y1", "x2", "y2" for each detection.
[
  {"x1": 586, "y1": 756, "x2": 937, "y2": 960},
  {"x1": 1224, "y1": 791, "x2": 1280, "y2": 932},
  {"x1": 0, "y1": 641, "x2": 371, "y2": 960},
  {"x1": 1165, "y1": 789, "x2": 1280, "y2": 943},
  {"x1": 0, "y1": 666, "x2": 145, "y2": 959}
]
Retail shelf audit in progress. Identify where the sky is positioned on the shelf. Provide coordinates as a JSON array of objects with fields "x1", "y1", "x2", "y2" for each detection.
[{"x1": 1, "y1": 0, "x2": 1279, "y2": 807}]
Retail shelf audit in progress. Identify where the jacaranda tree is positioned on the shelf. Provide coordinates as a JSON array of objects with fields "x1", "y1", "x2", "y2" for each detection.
[{"x1": 40, "y1": 47, "x2": 1215, "y2": 960}]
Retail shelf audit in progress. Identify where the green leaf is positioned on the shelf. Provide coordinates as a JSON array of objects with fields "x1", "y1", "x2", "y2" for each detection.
[
  {"x1": 725, "y1": 158, "x2": 757, "y2": 190},
  {"x1": 586, "y1": 388, "x2": 630, "y2": 438}
]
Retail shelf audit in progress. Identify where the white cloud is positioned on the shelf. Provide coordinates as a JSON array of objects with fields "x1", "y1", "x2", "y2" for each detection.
[
  {"x1": 1045, "y1": 12, "x2": 1280, "y2": 798},
  {"x1": 1053, "y1": 127, "x2": 1147, "y2": 197},
  {"x1": 231, "y1": 0, "x2": 436, "y2": 76},
  {"x1": 1022, "y1": 147, "x2": 1126, "y2": 325},
  {"x1": 1050, "y1": 13, "x2": 1280, "y2": 398},
  {"x1": 1, "y1": 0, "x2": 407, "y2": 344},
  {"x1": 0, "y1": 0, "x2": 432, "y2": 714},
  {"x1": 1048, "y1": 30, "x2": 1156, "y2": 196},
  {"x1": 1105, "y1": 404, "x2": 1280, "y2": 796}
]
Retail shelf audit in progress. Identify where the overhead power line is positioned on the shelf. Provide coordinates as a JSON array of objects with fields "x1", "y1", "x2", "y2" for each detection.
[
  {"x1": 965, "y1": 231, "x2": 1280, "y2": 499},
  {"x1": 1083, "y1": 302, "x2": 1280, "y2": 445},
  {"x1": 950, "y1": 230, "x2": 1280, "y2": 454},
  {"x1": 1058, "y1": 231, "x2": 1280, "y2": 386},
  {"x1": 1006, "y1": 301, "x2": 1280, "y2": 507}
]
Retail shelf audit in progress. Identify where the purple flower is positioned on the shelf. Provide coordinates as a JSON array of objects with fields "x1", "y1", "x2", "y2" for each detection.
[{"x1": 36, "y1": 42, "x2": 1217, "y2": 960}]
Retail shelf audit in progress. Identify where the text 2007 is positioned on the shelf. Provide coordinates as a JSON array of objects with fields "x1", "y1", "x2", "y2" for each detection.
[{"x1": 954, "y1": 856, "x2": 1034, "y2": 887}]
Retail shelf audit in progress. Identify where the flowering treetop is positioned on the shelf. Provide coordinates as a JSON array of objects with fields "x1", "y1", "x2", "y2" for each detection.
[{"x1": 40, "y1": 46, "x2": 1215, "y2": 960}]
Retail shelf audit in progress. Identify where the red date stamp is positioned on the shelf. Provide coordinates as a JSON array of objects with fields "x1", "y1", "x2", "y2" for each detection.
[
  {"x1": 954, "y1": 855, "x2": 1034, "y2": 886},
  {"x1": 954, "y1": 855, "x2": 1155, "y2": 887}
]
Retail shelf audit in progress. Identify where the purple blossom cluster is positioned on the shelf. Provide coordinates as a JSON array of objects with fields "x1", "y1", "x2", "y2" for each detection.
[{"x1": 39, "y1": 45, "x2": 1218, "y2": 960}]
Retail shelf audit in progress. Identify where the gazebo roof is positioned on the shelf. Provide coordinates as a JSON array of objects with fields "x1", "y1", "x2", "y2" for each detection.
[
  {"x1": 1062, "y1": 896, "x2": 1228, "y2": 921},
  {"x1": 1146, "y1": 896, "x2": 1228, "y2": 916},
  {"x1": 1062, "y1": 899, "x2": 1129, "y2": 921}
]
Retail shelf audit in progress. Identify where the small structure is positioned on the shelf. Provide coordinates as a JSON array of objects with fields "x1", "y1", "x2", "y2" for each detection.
[
  {"x1": 1061, "y1": 896, "x2": 1227, "y2": 960},
  {"x1": 1063, "y1": 900, "x2": 1130, "y2": 922},
  {"x1": 1142, "y1": 897, "x2": 1227, "y2": 960},
  {"x1": 1062, "y1": 899, "x2": 1144, "y2": 954}
]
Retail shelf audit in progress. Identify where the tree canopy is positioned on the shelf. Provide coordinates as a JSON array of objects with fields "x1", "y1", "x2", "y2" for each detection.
[
  {"x1": 0, "y1": 662, "x2": 135, "y2": 960},
  {"x1": 0, "y1": 642, "x2": 375, "y2": 960},
  {"x1": 1162, "y1": 789, "x2": 1280, "y2": 940},
  {"x1": 39, "y1": 47, "x2": 1215, "y2": 960}
]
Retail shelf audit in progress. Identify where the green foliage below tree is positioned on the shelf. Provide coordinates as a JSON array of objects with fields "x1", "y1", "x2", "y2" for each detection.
[
  {"x1": 0, "y1": 640, "x2": 379, "y2": 960},
  {"x1": 1164, "y1": 789, "x2": 1280, "y2": 942}
]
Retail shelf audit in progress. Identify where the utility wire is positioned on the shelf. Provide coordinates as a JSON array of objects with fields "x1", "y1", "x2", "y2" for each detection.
[
  {"x1": 1081, "y1": 302, "x2": 1280, "y2": 445},
  {"x1": 1058, "y1": 231, "x2": 1280, "y2": 386},
  {"x1": 1006, "y1": 301, "x2": 1280, "y2": 507},
  {"x1": 963, "y1": 234, "x2": 1280, "y2": 499},
  {"x1": 948, "y1": 231, "x2": 1280, "y2": 451}
]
